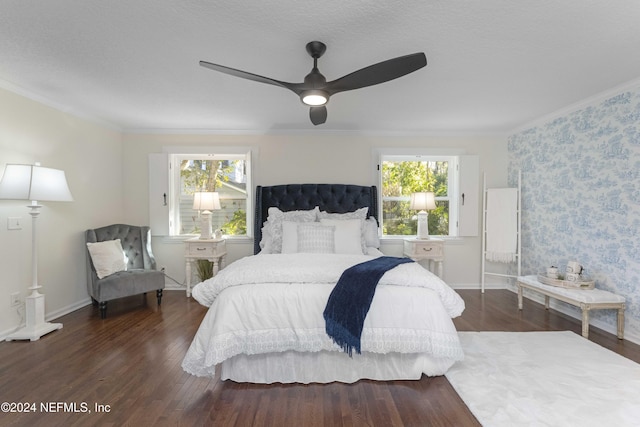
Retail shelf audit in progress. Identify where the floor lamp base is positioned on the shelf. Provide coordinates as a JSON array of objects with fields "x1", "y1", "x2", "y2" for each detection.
[
  {"x1": 6, "y1": 292, "x2": 63, "y2": 342},
  {"x1": 6, "y1": 322, "x2": 63, "y2": 342}
]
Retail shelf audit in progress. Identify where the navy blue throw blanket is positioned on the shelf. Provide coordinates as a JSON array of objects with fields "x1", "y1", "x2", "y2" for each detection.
[{"x1": 323, "y1": 256, "x2": 414, "y2": 356}]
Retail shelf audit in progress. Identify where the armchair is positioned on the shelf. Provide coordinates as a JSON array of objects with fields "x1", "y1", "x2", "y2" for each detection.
[{"x1": 85, "y1": 224, "x2": 164, "y2": 318}]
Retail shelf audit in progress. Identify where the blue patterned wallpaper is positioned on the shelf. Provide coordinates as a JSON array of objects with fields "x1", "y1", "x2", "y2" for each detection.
[{"x1": 508, "y1": 86, "x2": 640, "y2": 341}]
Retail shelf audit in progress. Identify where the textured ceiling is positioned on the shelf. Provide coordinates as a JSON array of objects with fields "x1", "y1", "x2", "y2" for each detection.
[{"x1": 1, "y1": 1, "x2": 639, "y2": 134}]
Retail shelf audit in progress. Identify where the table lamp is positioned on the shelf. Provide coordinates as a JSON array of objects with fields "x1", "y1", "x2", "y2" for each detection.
[
  {"x1": 192, "y1": 191, "x2": 221, "y2": 239},
  {"x1": 410, "y1": 191, "x2": 436, "y2": 239}
]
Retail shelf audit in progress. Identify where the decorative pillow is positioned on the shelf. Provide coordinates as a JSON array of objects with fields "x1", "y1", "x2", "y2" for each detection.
[
  {"x1": 260, "y1": 206, "x2": 319, "y2": 253},
  {"x1": 319, "y1": 218, "x2": 364, "y2": 254},
  {"x1": 86, "y1": 239, "x2": 128, "y2": 279},
  {"x1": 296, "y1": 223, "x2": 335, "y2": 253},
  {"x1": 281, "y1": 221, "x2": 300, "y2": 253},
  {"x1": 364, "y1": 217, "x2": 380, "y2": 248},
  {"x1": 318, "y1": 207, "x2": 369, "y2": 253},
  {"x1": 259, "y1": 224, "x2": 273, "y2": 253}
]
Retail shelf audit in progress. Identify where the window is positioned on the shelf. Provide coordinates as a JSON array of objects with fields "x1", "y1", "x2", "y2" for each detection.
[
  {"x1": 380, "y1": 154, "x2": 457, "y2": 236},
  {"x1": 375, "y1": 150, "x2": 478, "y2": 238},
  {"x1": 148, "y1": 147, "x2": 253, "y2": 238},
  {"x1": 170, "y1": 153, "x2": 249, "y2": 236}
]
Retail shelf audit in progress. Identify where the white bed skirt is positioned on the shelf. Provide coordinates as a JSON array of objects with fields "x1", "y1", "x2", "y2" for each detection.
[{"x1": 219, "y1": 350, "x2": 457, "y2": 384}]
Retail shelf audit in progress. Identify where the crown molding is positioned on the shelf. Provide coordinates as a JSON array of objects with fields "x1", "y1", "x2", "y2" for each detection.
[
  {"x1": 510, "y1": 76, "x2": 640, "y2": 134},
  {"x1": 0, "y1": 78, "x2": 121, "y2": 132}
]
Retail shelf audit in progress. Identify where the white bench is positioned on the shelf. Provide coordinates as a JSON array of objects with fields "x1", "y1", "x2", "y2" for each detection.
[{"x1": 516, "y1": 275, "x2": 625, "y2": 339}]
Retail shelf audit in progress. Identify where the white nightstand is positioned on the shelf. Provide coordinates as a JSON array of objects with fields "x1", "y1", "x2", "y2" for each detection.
[
  {"x1": 403, "y1": 238, "x2": 445, "y2": 278},
  {"x1": 184, "y1": 238, "x2": 226, "y2": 297}
]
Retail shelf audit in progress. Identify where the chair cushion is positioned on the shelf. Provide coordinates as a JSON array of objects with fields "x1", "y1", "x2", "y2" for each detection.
[
  {"x1": 86, "y1": 239, "x2": 128, "y2": 279},
  {"x1": 92, "y1": 269, "x2": 164, "y2": 302}
]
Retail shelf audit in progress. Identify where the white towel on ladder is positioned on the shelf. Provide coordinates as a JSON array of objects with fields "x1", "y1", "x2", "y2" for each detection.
[{"x1": 486, "y1": 188, "x2": 518, "y2": 263}]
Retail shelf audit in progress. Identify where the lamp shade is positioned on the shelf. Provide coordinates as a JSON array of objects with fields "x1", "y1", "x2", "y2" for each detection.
[
  {"x1": 192, "y1": 191, "x2": 221, "y2": 211},
  {"x1": 0, "y1": 164, "x2": 73, "y2": 202},
  {"x1": 409, "y1": 192, "x2": 436, "y2": 211}
]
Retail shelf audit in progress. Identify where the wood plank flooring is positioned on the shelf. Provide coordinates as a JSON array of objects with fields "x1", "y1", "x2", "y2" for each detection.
[{"x1": 0, "y1": 289, "x2": 637, "y2": 427}]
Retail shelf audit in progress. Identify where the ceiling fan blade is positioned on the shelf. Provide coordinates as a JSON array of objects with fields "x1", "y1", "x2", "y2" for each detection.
[
  {"x1": 309, "y1": 106, "x2": 327, "y2": 125},
  {"x1": 199, "y1": 61, "x2": 303, "y2": 94},
  {"x1": 325, "y1": 52, "x2": 427, "y2": 95}
]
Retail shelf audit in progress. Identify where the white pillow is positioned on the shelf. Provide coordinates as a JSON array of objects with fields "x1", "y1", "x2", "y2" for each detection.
[
  {"x1": 318, "y1": 207, "x2": 369, "y2": 253},
  {"x1": 281, "y1": 221, "x2": 300, "y2": 253},
  {"x1": 297, "y1": 223, "x2": 335, "y2": 253},
  {"x1": 260, "y1": 206, "x2": 319, "y2": 253},
  {"x1": 319, "y1": 218, "x2": 364, "y2": 254},
  {"x1": 86, "y1": 239, "x2": 128, "y2": 279},
  {"x1": 364, "y1": 217, "x2": 380, "y2": 248},
  {"x1": 259, "y1": 224, "x2": 273, "y2": 253}
]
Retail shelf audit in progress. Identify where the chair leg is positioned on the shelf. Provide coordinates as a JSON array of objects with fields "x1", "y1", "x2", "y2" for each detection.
[
  {"x1": 99, "y1": 301, "x2": 107, "y2": 319},
  {"x1": 157, "y1": 289, "x2": 163, "y2": 306},
  {"x1": 91, "y1": 297, "x2": 98, "y2": 306}
]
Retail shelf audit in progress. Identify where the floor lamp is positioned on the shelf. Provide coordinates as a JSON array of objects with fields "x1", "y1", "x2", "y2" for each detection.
[{"x1": 0, "y1": 163, "x2": 73, "y2": 341}]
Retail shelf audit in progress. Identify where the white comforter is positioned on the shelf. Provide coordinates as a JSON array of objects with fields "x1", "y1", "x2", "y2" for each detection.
[{"x1": 182, "y1": 253, "x2": 465, "y2": 378}]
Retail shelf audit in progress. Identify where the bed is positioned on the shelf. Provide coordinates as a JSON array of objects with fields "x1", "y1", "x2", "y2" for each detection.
[{"x1": 182, "y1": 184, "x2": 465, "y2": 384}]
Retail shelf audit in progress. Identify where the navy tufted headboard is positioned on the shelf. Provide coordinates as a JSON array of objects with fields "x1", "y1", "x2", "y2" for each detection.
[{"x1": 254, "y1": 184, "x2": 378, "y2": 254}]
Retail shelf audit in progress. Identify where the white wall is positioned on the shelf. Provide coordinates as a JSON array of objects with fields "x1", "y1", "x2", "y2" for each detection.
[
  {"x1": 122, "y1": 132, "x2": 509, "y2": 289},
  {"x1": 0, "y1": 88, "x2": 124, "y2": 337},
  {"x1": 0, "y1": 86, "x2": 509, "y2": 337}
]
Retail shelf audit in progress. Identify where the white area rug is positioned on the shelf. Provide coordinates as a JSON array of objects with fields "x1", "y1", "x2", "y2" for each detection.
[{"x1": 445, "y1": 331, "x2": 640, "y2": 427}]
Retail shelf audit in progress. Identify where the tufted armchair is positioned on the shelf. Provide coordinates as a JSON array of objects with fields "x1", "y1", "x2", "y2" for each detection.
[{"x1": 85, "y1": 224, "x2": 164, "y2": 318}]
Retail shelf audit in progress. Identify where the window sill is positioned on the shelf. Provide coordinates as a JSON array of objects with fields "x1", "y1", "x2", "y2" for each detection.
[
  {"x1": 159, "y1": 235, "x2": 253, "y2": 245},
  {"x1": 380, "y1": 236, "x2": 465, "y2": 245}
]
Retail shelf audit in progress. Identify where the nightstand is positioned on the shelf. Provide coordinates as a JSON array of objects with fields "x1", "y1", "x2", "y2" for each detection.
[
  {"x1": 184, "y1": 238, "x2": 226, "y2": 297},
  {"x1": 403, "y1": 238, "x2": 444, "y2": 278}
]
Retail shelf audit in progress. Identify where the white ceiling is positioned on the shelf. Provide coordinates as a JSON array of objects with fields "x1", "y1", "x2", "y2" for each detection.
[{"x1": 1, "y1": 1, "x2": 639, "y2": 134}]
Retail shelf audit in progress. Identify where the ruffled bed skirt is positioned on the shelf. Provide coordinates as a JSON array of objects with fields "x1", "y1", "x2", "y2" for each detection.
[{"x1": 219, "y1": 350, "x2": 457, "y2": 384}]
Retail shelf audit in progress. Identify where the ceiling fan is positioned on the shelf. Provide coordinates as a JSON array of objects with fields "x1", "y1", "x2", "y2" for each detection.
[{"x1": 200, "y1": 41, "x2": 427, "y2": 125}]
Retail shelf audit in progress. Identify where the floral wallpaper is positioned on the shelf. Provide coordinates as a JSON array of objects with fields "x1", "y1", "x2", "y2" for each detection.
[{"x1": 508, "y1": 86, "x2": 640, "y2": 342}]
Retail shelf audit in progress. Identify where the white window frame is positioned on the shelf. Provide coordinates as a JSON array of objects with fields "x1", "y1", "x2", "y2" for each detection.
[
  {"x1": 149, "y1": 146, "x2": 255, "y2": 239},
  {"x1": 373, "y1": 148, "x2": 478, "y2": 238}
]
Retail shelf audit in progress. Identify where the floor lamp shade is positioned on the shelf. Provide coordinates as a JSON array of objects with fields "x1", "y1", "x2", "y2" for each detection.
[
  {"x1": 0, "y1": 164, "x2": 73, "y2": 202},
  {"x1": 0, "y1": 163, "x2": 73, "y2": 341}
]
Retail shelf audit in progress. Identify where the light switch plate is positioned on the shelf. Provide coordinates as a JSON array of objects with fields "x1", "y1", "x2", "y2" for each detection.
[{"x1": 7, "y1": 217, "x2": 22, "y2": 230}]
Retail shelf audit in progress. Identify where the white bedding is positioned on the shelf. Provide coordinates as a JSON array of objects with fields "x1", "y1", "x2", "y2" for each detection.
[{"x1": 182, "y1": 252, "x2": 465, "y2": 380}]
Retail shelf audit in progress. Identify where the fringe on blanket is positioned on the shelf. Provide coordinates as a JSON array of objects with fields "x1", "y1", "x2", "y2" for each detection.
[
  {"x1": 323, "y1": 256, "x2": 413, "y2": 356},
  {"x1": 485, "y1": 251, "x2": 517, "y2": 263}
]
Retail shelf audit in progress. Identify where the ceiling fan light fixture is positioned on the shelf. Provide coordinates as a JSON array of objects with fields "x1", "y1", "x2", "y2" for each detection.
[{"x1": 301, "y1": 90, "x2": 328, "y2": 106}]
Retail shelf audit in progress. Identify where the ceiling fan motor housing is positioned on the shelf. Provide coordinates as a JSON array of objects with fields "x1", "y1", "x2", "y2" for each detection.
[{"x1": 301, "y1": 68, "x2": 328, "y2": 106}]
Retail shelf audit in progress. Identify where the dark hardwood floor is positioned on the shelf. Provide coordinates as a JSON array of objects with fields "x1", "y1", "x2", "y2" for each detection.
[{"x1": 0, "y1": 289, "x2": 638, "y2": 427}]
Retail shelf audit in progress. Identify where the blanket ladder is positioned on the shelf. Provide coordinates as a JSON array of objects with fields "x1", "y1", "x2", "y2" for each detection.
[{"x1": 481, "y1": 170, "x2": 521, "y2": 293}]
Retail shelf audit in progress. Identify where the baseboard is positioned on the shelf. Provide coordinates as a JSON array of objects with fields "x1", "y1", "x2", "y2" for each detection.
[
  {"x1": 48, "y1": 298, "x2": 93, "y2": 321},
  {"x1": 0, "y1": 297, "x2": 92, "y2": 341},
  {"x1": 0, "y1": 289, "x2": 188, "y2": 341},
  {"x1": 0, "y1": 326, "x2": 18, "y2": 342},
  {"x1": 451, "y1": 282, "x2": 507, "y2": 290},
  {"x1": 507, "y1": 286, "x2": 640, "y2": 346},
  {"x1": 164, "y1": 283, "x2": 185, "y2": 291}
]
